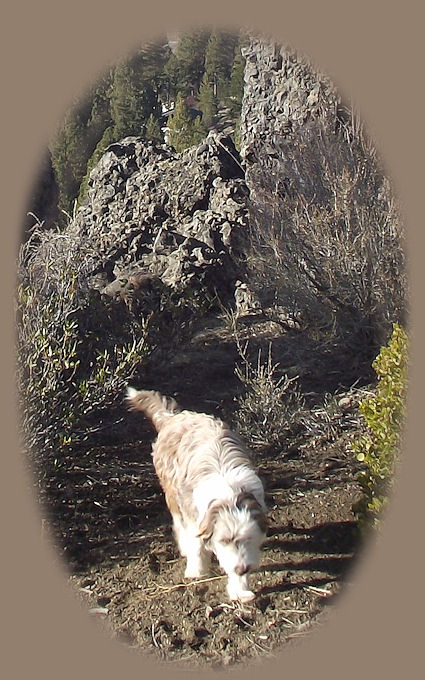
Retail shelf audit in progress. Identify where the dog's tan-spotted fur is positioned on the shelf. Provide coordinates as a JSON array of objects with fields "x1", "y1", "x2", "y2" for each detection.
[{"x1": 126, "y1": 388, "x2": 267, "y2": 602}]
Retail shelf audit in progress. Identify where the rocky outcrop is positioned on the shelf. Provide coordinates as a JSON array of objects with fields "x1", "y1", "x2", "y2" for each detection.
[
  {"x1": 69, "y1": 132, "x2": 248, "y2": 304},
  {"x1": 45, "y1": 37, "x2": 343, "y2": 314},
  {"x1": 239, "y1": 37, "x2": 339, "y2": 191}
]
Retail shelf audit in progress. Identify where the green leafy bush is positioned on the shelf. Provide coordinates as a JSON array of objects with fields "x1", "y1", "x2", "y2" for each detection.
[
  {"x1": 352, "y1": 323, "x2": 408, "y2": 528},
  {"x1": 16, "y1": 227, "x2": 150, "y2": 474}
]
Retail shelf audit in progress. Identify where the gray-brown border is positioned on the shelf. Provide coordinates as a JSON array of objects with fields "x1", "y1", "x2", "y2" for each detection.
[{"x1": 2, "y1": 1, "x2": 422, "y2": 679}]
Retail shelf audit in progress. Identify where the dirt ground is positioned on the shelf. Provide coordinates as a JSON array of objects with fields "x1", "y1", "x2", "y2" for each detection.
[{"x1": 39, "y1": 313, "x2": 367, "y2": 669}]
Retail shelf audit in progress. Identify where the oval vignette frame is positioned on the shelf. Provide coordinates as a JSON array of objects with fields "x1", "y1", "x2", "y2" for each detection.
[{"x1": 3, "y1": 2, "x2": 422, "y2": 680}]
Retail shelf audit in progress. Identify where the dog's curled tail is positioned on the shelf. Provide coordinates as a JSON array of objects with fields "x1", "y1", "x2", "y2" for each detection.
[{"x1": 126, "y1": 387, "x2": 179, "y2": 431}]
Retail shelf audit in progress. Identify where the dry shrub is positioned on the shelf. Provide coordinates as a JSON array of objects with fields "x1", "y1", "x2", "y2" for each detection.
[
  {"x1": 16, "y1": 225, "x2": 150, "y2": 474},
  {"x1": 233, "y1": 342, "x2": 305, "y2": 452},
  {"x1": 244, "y1": 118, "x2": 407, "y2": 368},
  {"x1": 16, "y1": 219, "x2": 218, "y2": 480}
]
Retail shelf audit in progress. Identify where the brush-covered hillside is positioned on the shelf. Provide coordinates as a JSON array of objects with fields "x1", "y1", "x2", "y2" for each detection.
[{"x1": 16, "y1": 31, "x2": 407, "y2": 669}]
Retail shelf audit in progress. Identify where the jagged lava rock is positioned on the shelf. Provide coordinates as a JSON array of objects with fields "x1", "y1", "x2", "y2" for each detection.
[
  {"x1": 68, "y1": 131, "x2": 249, "y2": 301},
  {"x1": 240, "y1": 36, "x2": 340, "y2": 195}
]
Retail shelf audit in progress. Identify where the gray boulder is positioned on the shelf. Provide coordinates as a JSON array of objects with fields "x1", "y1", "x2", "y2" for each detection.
[{"x1": 69, "y1": 131, "x2": 248, "y2": 304}]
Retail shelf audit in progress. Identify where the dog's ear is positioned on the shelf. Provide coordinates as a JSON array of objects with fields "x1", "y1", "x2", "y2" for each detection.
[
  {"x1": 236, "y1": 491, "x2": 268, "y2": 534},
  {"x1": 256, "y1": 511, "x2": 268, "y2": 535},
  {"x1": 197, "y1": 500, "x2": 227, "y2": 541},
  {"x1": 236, "y1": 490, "x2": 261, "y2": 512}
]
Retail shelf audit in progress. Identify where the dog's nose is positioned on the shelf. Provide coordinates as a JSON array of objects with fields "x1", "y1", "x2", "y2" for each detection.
[{"x1": 235, "y1": 563, "x2": 250, "y2": 576}]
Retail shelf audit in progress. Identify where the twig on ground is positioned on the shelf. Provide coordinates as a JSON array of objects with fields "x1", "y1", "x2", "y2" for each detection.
[
  {"x1": 304, "y1": 585, "x2": 333, "y2": 596},
  {"x1": 154, "y1": 574, "x2": 226, "y2": 594},
  {"x1": 151, "y1": 622, "x2": 160, "y2": 648}
]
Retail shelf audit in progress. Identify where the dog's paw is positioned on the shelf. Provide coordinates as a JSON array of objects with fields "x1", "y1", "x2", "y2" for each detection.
[
  {"x1": 239, "y1": 590, "x2": 255, "y2": 603},
  {"x1": 227, "y1": 587, "x2": 255, "y2": 602},
  {"x1": 184, "y1": 565, "x2": 206, "y2": 579}
]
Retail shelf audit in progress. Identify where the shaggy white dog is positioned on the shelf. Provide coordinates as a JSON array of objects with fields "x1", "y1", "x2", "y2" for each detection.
[{"x1": 126, "y1": 388, "x2": 267, "y2": 602}]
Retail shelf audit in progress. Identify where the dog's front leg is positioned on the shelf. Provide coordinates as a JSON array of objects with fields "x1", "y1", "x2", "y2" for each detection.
[
  {"x1": 176, "y1": 524, "x2": 210, "y2": 578},
  {"x1": 226, "y1": 573, "x2": 255, "y2": 602},
  {"x1": 185, "y1": 534, "x2": 211, "y2": 578}
]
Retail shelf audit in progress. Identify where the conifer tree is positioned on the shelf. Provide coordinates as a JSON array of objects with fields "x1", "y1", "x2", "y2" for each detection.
[
  {"x1": 204, "y1": 30, "x2": 238, "y2": 101},
  {"x1": 133, "y1": 38, "x2": 171, "y2": 105},
  {"x1": 173, "y1": 30, "x2": 210, "y2": 93},
  {"x1": 85, "y1": 75, "x2": 113, "y2": 147},
  {"x1": 191, "y1": 115, "x2": 208, "y2": 145},
  {"x1": 145, "y1": 113, "x2": 164, "y2": 145},
  {"x1": 135, "y1": 38, "x2": 170, "y2": 84},
  {"x1": 163, "y1": 52, "x2": 184, "y2": 102},
  {"x1": 50, "y1": 109, "x2": 87, "y2": 220},
  {"x1": 110, "y1": 60, "x2": 144, "y2": 138},
  {"x1": 228, "y1": 38, "x2": 246, "y2": 115},
  {"x1": 77, "y1": 126, "x2": 115, "y2": 205},
  {"x1": 110, "y1": 59, "x2": 159, "y2": 139},
  {"x1": 198, "y1": 72, "x2": 218, "y2": 129},
  {"x1": 167, "y1": 92, "x2": 197, "y2": 152}
]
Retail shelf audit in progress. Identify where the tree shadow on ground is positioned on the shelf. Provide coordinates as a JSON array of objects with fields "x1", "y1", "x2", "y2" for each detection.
[
  {"x1": 258, "y1": 519, "x2": 360, "y2": 598},
  {"x1": 39, "y1": 312, "x2": 365, "y2": 578},
  {"x1": 265, "y1": 521, "x2": 360, "y2": 554}
]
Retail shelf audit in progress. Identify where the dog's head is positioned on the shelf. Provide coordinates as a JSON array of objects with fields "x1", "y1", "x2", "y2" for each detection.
[{"x1": 198, "y1": 491, "x2": 267, "y2": 577}]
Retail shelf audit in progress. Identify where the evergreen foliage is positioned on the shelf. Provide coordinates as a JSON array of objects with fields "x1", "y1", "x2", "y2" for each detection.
[
  {"x1": 198, "y1": 72, "x2": 218, "y2": 129},
  {"x1": 167, "y1": 92, "x2": 198, "y2": 152},
  {"x1": 44, "y1": 30, "x2": 244, "y2": 226},
  {"x1": 204, "y1": 30, "x2": 238, "y2": 101},
  {"x1": 228, "y1": 40, "x2": 246, "y2": 115},
  {"x1": 110, "y1": 59, "x2": 159, "y2": 139},
  {"x1": 132, "y1": 38, "x2": 172, "y2": 108},
  {"x1": 352, "y1": 323, "x2": 408, "y2": 529},
  {"x1": 172, "y1": 30, "x2": 210, "y2": 93},
  {"x1": 145, "y1": 113, "x2": 164, "y2": 145},
  {"x1": 191, "y1": 115, "x2": 208, "y2": 145},
  {"x1": 77, "y1": 126, "x2": 115, "y2": 204},
  {"x1": 85, "y1": 76, "x2": 113, "y2": 147},
  {"x1": 134, "y1": 38, "x2": 171, "y2": 86},
  {"x1": 163, "y1": 52, "x2": 184, "y2": 101},
  {"x1": 50, "y1": 108, "x2": 88, "y2": 220}
]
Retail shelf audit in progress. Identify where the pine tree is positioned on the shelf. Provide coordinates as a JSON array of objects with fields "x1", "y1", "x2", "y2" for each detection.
[
  {"x1": 228, "y1": 38, "x2": 246, "y2": 116},
  {"x1": 173, "y1": 30, "x2": 210, "y2": 93},
  {"x1": 134, "y1": 38, "x2": 170, "y2": 84},
  {"x1": 110, "y1": 58, "x2": 160, "y2": 139},
  {"x1": 204, "y1": 30, "x2": 238, "y2": 101},
  {"x1": 167, "y1": 92, "x2": 197, "y2": 152},
  {"x1": 50, "y1": 108, "x2": 88, "y2": 220},
  {"x1": 198, "y1": 72, "x2": 218, "y2": 129},
  {"x1": 191, "y1": 115, "x2": 208, "y2": 145},
  {"x1": 145, "y1": 113, "x2": 164, "y2": 145},
  {"x1": 163, "y1": 52, "x2": 184, "y2": 102},
  {"x1": 110, "y1": 60, "x2": 145, "y2": 138},
  {"x1": 85, "y1": 74, "x2": 113, "y2": 147},
  {"x1": 77, "y1": 126, "x2": 116, "y2": 205},
  {"x1": 133, "y1": 38, "x2": 171, "y2": 106}
]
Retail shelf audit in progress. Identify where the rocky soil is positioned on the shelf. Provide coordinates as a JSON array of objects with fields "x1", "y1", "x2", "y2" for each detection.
[{"x1": 39, "y1": 311, "x2": 366, "y2": 669}]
